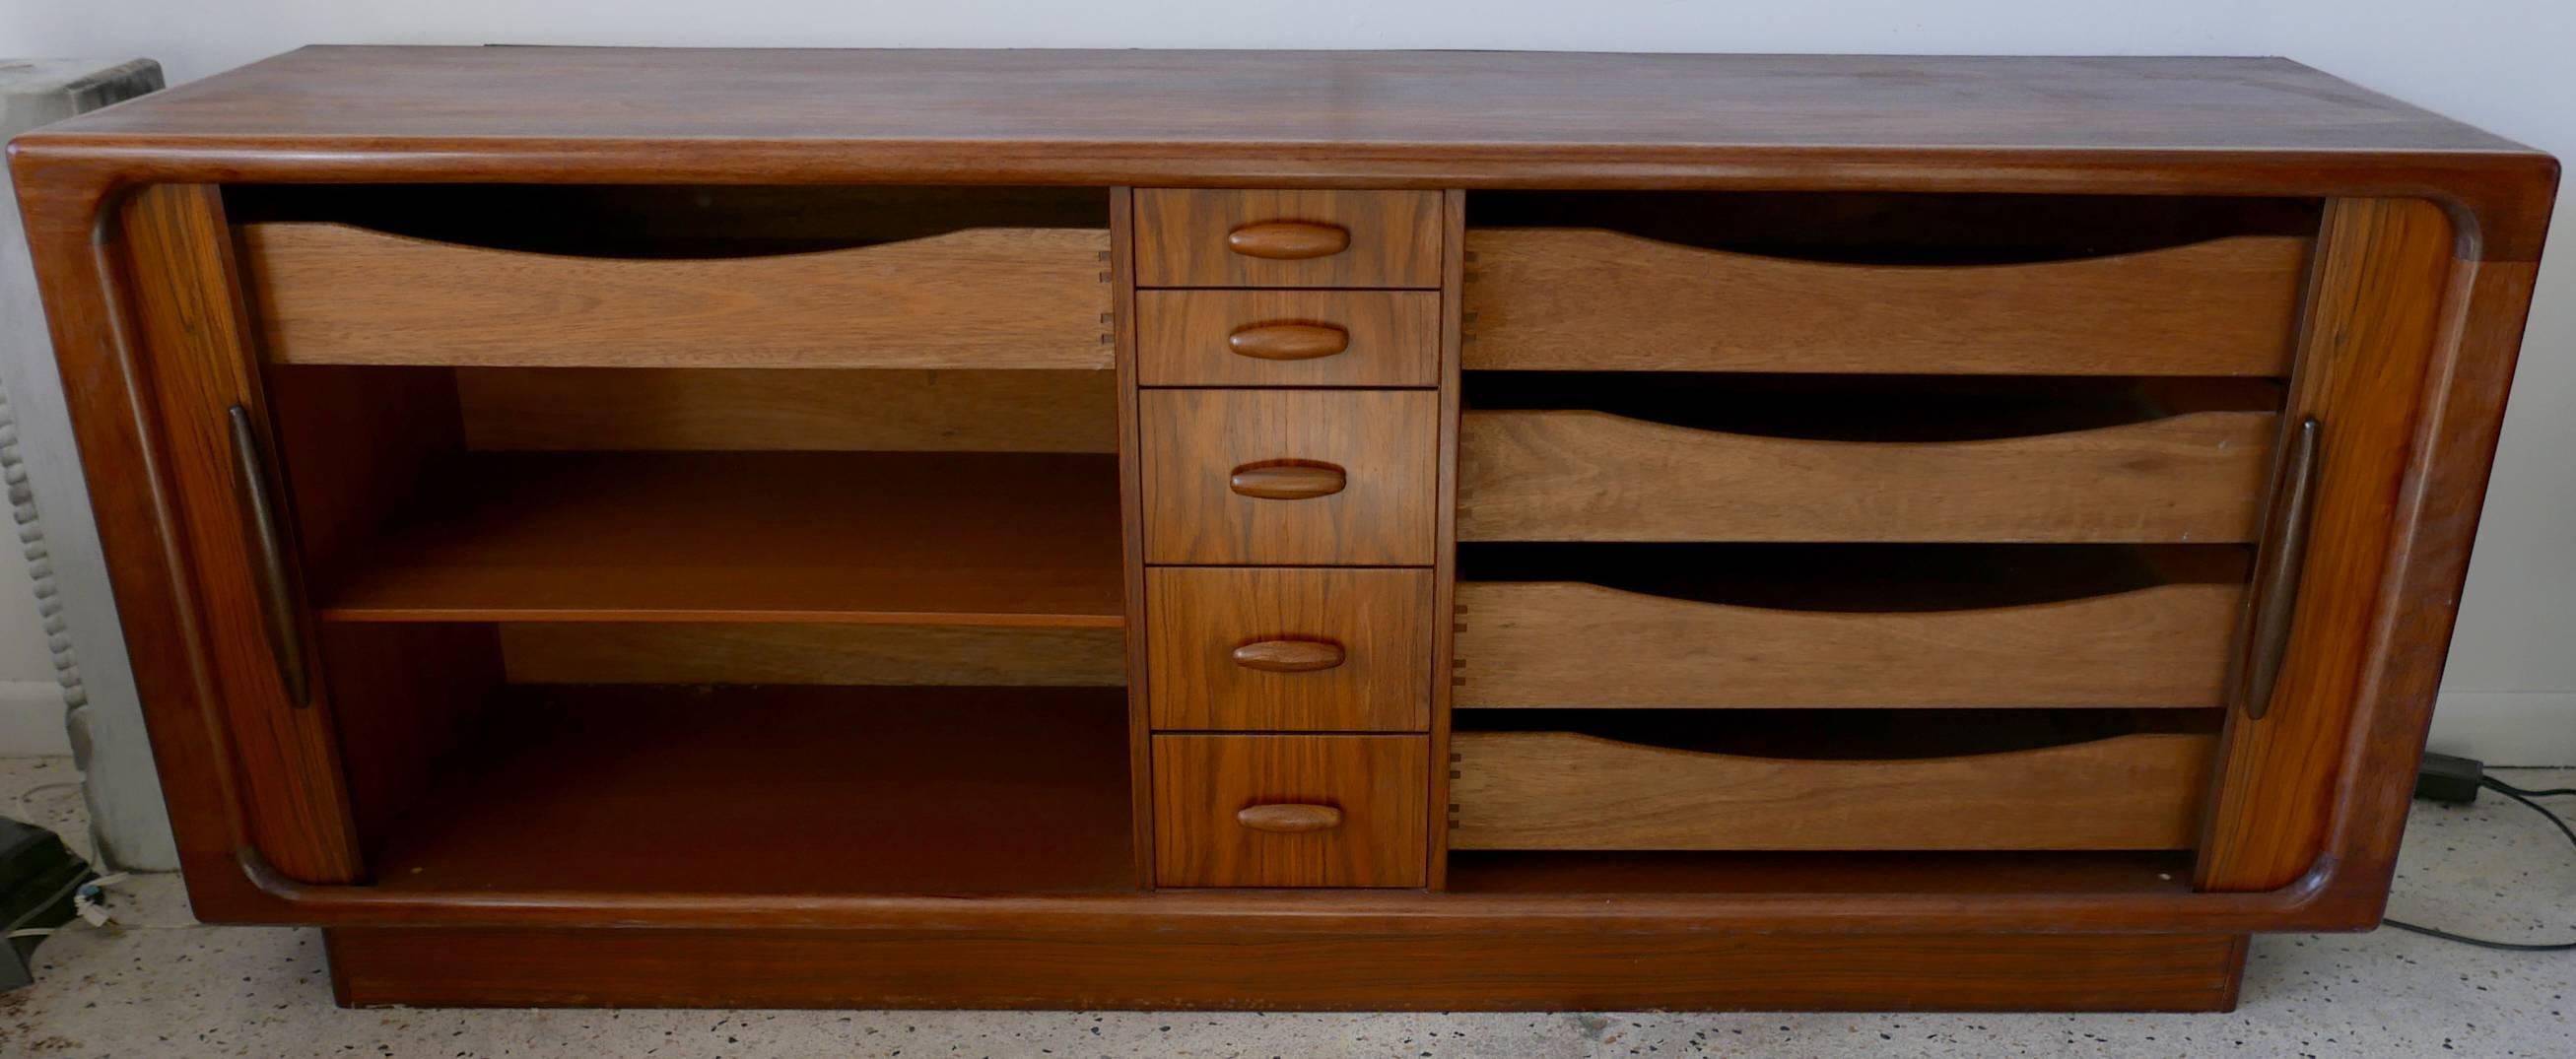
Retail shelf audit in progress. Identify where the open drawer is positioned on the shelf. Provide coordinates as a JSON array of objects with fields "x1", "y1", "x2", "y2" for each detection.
[
  {"x1": 1456, "y1": 545, "x2": 2247, "y2": 709},
  {"x1": 1450, "y1": 711, "x2": 2218, "y2": 852},
  {"x1": 1460, "y1": 193, "x2": 2313, "y2": 375},
  {"x1": 230, "y1": 185, "x2": 1114, "y2": 369},
  {"x1": 1457, "y1": 377, "x2": 2279, "y2": 543}
]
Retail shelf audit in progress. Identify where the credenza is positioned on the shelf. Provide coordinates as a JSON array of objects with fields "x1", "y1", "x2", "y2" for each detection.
[{"x1": 9, "y1": 46, "x2": 2557, "y2": 1011}]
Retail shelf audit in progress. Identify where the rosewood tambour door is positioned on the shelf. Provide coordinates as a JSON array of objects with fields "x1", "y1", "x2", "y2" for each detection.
[{"x1": 10, "y1": 47, "x2": 2554, "y2": 1012}]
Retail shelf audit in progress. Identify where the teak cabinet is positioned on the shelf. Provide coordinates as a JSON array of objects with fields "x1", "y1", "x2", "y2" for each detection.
[{"x1": 9, "y1": 46, "x2": 2557, "y2": 1012}]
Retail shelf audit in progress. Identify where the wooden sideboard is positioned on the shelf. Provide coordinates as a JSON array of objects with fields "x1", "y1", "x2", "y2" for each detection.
[{"x1": 9, "y1": 46, "x2": 2556, "y2": 1012}]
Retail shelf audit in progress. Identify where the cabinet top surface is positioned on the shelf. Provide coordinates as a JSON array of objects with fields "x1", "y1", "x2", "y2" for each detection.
[{"x1": 20, "y1": 46, "x2": 2537, "y2": 157}]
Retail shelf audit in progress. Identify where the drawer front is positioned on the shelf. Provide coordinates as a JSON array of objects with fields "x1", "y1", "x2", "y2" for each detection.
[
  {"x1": 1153, "y1": 734, "x2": 1428, "y2": 887},
  {"x1": 1136, "y1": 290, "x2": 1440, "y2": 388},
  {"x1": 1450, "y1": 730, "x2": 2213, "y2": 852},
  {"x1": 1457, "y1": 409, "x2": 2274, "y2": 544},
  {"x1": 1142, "y1": 389, "x2": 1438, "y2": 565},
  {"x1": 1456, "y1": 578, "x2": 2243, "y2": 709},
  {"x1": 1136, "y1": 190, "x2": 1443, "y2": 289},
  {"x1": 1462, "y1": 228, "x2": 2308, "y2": 374},
  {"x1": 236, "y1": 222, "x2": 1113, "y2": 369},
  {"x1": 1148, "y1": 567, "x2": 1434, "y2": 731}
]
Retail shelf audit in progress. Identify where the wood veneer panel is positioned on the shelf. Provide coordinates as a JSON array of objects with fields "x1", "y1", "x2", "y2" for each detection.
[
  {"x1": 237, "y1": 222, "x2": 1112, "y2": 368},
  {"x1": 325, "y1": 925, "x2": 2246, "y2": 1011},
  {"x1": 1152, "y1": 734, "x2": 1427, "y2": 888},
  {"x1": 1135, "y1": 290, "x2": 1440, "y2": 387},
  {"x1": 1462, "y1": 230, "x2": 2307, "y2": 374},
  {"x1": 499, "y1": 623, "x2": 1126, "y2": 686},
  {"x1": 115, "y1": 185, "x2": 364, "y2": 884},
  {"x1": 1457, "y1": 409, "x2": 2274, "y2": 543},
  {"x1": 1456, "y1": 579, "x2": 2242, "y2": 709},
  {"x1": 1451, "y1": 730, "x2": 2214, "y2": 851},
  {"x1": 316, "y1": 451, "x2": 1122, "y2": 627},
  {"x1": 1134, "y1": 189, "x2": 1442, "y2": 288},
  {"x1": 456, "y1": 367, "x2": 1117, "y2": 452},
  {"x1": 36, "y1": 49, "x2": 2531, "y2": 158},
  {"x1": 2199, "y1": 198, "x2": 2460, "y2": 892},
  {"x1": 370, "y1": 685, "x2": 1135, "y2": 894},
  {"x1": 1146, "y1": 567, "x2": 1433, "y2": 731},
  {"x1": 1140, "y1": 389, "x2": 1438, "y2": 565}
]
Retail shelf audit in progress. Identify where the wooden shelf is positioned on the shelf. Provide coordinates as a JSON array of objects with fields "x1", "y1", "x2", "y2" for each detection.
[
  {"x1": 370, "y1": 685, "x2": 1136, "y2": 895},
  {"x1": 316, "y1": 451, "x2": 1124, "y2": 628}
]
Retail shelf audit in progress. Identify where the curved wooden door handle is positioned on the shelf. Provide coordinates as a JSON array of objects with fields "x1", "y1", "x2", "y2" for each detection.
[
  {"x1": 1229, "y1": 460, "x2": 1346, "y2": 499},
  {"x1": 1227, "y1": 322, "x2": 1350, "y2": 361},
  {"x1": 1231, "y1": 639, "x2": 1347, "y2": 673},
  {"x1": 1226, "y1": 221, "x2": 1350, "y2": 260},
  {"x1": 1237, "y1": 803, "x2": 1344, "y2": 833},
  {"x1": 2233, "y1": 415, "x2": 2324, "y2": 722}
]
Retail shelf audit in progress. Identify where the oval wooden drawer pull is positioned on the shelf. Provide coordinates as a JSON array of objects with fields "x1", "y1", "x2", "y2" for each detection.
[
  {"x1": 1227, "y1": 322, "x2": 1350, "y2": 361},
  {"x1": 1226, "y1": 221, "x2": 1351, "y2": 260},
  {"x1": 1237, "y1": 803, "x2": 1344, "y2": 833},
  {"x1": 1231, "y1": 639, "x2": 1347, "y2": 673},
  {"x1": 1229, "y1": 460, "x2": 1347, "y2": 499}
]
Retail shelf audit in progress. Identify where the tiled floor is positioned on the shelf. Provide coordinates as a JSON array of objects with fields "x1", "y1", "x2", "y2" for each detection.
[{"x1": 2, "y1": 757, "x2": 2570, "y2": 1057}]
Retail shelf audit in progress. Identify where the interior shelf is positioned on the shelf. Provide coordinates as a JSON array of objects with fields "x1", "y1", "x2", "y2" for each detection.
[
  {"x1": 314, "y1": 450, "x2": 1124, "y2": 628},
  {"x1": 368, "y1": 684, "x2": 1136, "y2": 895}
]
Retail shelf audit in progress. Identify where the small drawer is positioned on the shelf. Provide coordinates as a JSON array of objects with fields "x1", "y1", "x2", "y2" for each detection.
[
  {"x1": 1152, "y1": 734, "x2": 1427, "y2": 887},
  {"x1": 1462, "y1": 227, "x2": 2308, "y2": 374},
  {"x1": 1136, "y1": 290, "x2": 1440, "y2": 388},
  {"x1": 1458, "y1": 408, "x2": 2274, "y2": 544},
  {"x1": 1450, "y1": 719, "x2": 2214, "y2": 852},
  {"x1": 1142, "y1": 389, "x2": 1438, "y2": 565},
  {"x1": 1147, "y1": 567, "x2": 1434, "y2": 731},
  {"x1": 1136, "y1": 190, "x2": 1443, "y2": 289}
]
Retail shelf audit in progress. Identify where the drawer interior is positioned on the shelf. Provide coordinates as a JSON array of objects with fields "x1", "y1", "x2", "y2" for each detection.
[
  {"x1": 1466, "y1": 190, "x2": 2318, "y2": 265},
  {"x1": 1459, "y1": 542, "x2": 2248, "y2": 615},
  {"x1": 226, "y1": 183, "x2": 1111, "y2": 258},
  {"x1": 259, "y1": 354, "x2": 1135, "y2": 894},
  {"x1": 1464, "y1": 372, "x2": 2282, "y2": 442}
]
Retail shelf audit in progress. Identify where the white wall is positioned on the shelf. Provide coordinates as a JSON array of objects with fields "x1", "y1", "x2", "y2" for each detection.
[{"x1": 3, "y1": 1, "x2": 2570, "y2": 760}]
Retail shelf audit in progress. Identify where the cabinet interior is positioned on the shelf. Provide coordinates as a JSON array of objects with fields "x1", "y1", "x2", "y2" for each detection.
[{"x1": 250, "y1": 197, "x2": 1137, "y2": 895}]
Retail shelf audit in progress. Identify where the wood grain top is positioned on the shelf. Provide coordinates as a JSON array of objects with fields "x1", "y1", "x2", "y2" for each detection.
[
  {"x1": 25, "y1": 47, "x2": 2531, "y2": 155},
  {"x1": 14, "y1": 48, "x2": 2555, "y2": 257}
]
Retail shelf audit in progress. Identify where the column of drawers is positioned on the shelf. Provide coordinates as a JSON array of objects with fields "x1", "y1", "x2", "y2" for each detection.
[{"x1": 1132, "y1": 190, "x2": 1444, "y2": 888}]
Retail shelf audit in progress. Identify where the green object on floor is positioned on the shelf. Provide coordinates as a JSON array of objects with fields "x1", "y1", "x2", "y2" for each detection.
[{"x1": 0, "y1": 817, "x2": 94, "y2": 990}]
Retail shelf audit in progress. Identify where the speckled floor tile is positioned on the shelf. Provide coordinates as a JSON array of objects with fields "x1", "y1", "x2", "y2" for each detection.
[{"x1": 3, "y1": 758, "x2": 2569, "y2": 1058}]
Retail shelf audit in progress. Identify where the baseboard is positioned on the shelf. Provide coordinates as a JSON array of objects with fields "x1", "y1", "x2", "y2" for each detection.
[
  {"x1": 0, "y1": 680, "x2": 70, "y2": 757},
  {"x1": 2430, "y1": 692, "x2": 2576, "y2": 766}
]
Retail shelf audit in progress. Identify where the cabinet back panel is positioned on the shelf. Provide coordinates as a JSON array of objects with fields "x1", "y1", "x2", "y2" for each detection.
[
  {"x1": 499, "y1": 623, "x2": 1126, "y2": 687},
  {"x1": 456, "y1": 367, "x2": 1117, "y2": 453}
]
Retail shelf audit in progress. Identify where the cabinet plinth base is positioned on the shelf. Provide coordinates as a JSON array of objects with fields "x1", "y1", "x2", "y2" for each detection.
[{"x1": 324, "y1": 926, "x2": 2248, "y2": 1012}]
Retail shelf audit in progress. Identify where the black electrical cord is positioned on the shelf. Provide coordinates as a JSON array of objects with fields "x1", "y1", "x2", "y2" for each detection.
[
  {"x1": 2487, "y1": 776, "x2": 2576, "y2": 799},
  {"x1": 2381, "y1": 775, "x2": 2576, "y2": 952}
]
